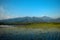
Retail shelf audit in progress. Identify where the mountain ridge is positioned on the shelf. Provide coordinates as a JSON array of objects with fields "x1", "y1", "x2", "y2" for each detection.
[{"x1": 0, "y1": 16, "x2": 60, "y2": 24}]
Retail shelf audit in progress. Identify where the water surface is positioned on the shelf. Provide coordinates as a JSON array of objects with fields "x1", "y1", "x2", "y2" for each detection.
[{"x1": 0, "y1": 25, "x2": 60, "y2": 40}]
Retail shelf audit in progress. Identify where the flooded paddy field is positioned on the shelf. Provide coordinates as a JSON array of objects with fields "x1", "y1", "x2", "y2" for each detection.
[{"x1": 0, "y1": 25, "x2": 60, "y2": 40}]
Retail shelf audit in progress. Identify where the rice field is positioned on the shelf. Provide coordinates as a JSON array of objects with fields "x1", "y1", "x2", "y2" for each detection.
[{"x1": 0, "y1": 23, "x2": 60, "y2": 40}]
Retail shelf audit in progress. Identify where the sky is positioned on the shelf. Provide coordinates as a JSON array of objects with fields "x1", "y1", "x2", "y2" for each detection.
[{"x1": 0, "y1": 0, "x2": 60, "y2": 20}]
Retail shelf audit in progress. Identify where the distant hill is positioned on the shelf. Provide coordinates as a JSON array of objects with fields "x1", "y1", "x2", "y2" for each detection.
[{"x1": 0, "y1": 16, "x2": 60, "y2": 24}]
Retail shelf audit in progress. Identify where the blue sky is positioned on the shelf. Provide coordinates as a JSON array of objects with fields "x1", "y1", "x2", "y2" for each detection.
[{"x1": 0, "y1": 0, "x2": 60, "y2": 19}]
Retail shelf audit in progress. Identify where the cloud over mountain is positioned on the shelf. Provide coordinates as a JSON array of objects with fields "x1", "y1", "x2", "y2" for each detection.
[{"x1": 0, "y1": 6, "x2": 16, "y2": 20}]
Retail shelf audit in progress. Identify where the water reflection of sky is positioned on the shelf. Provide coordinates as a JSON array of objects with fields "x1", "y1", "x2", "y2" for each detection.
[{"x1": 0, "y1": 27, "x2": 60, "y2": 40}]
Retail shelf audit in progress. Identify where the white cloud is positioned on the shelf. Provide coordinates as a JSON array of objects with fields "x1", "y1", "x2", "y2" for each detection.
[{"x1": 0, "y1": 6, "x2": 14, "y2": 20}]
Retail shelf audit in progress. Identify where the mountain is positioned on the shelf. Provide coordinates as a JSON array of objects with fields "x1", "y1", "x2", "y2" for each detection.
[
  {"x1": 52, "y1": 18, "x2": 60, "y2": 22},
  {"x1": 0, "y1": 16, "x2": 60, "y2": 24},
  {"x1": 41, "y1": 16, "x2": 53, "y2": 22},
  {"x1": 0, "y1": 17, "x2": 44, "y2": 23}
]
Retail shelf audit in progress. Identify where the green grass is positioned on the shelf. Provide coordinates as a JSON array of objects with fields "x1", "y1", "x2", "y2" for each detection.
[
  {"x1": 0, "y1": 23, "x2": 60, "y2": 34},
  {"x1": 17, "y1": 23, "x2": 60, "y2": 29},
  {"x1": 0, "y1": 22, "x2": 60, "y2": 29}
]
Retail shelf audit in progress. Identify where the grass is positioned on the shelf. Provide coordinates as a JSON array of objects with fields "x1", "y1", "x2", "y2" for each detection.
[
  {"x1": 15, "y1": 22, "x2": 60, "y2": 29},
  {"x1": 0, "y1": 22, "x2": 60, "y2": 29}
]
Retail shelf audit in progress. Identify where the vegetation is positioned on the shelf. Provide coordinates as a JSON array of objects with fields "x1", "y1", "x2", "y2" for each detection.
[
  {"x1": 19, "y1": 22, "x2": 60, "y2": 29},
  {"x1": 0, "y1": 22, "x2": 60, "y2": 29}
]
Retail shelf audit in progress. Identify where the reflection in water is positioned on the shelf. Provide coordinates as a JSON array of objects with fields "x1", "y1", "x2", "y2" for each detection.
[
  {"x1": 0, "y1": 32, "x2": 60, "y2": 40},
  {"x1": 0, "y1": 25, "x2": 60, "y2": 40}
]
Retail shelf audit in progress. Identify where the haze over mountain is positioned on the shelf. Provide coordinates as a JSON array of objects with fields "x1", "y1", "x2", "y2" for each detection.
[{"x1": 0, "y1": 16, "x2": 60, "y2": 24}]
